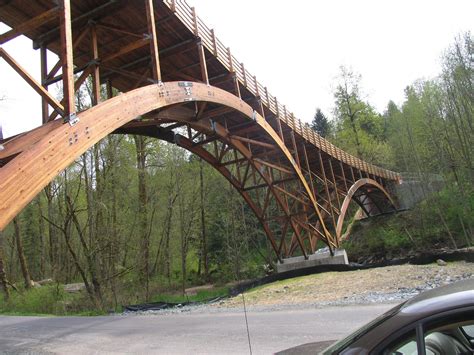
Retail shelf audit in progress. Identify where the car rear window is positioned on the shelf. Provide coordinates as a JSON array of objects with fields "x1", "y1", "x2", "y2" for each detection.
[
  {"x1": 462, "y1": 324, "x2": 474, "y2": 338},
  {"x1": 321, "y1": 303, "x2": 405, "y2": 354}
]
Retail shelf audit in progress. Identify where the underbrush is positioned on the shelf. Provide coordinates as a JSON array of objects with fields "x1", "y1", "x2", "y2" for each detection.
[
  {"x1": 0, "y1": 279, "x2": 230, "y2": 316},
  {"x1": 0, "y1": 284, "x2": 103, "y2": 316},
  {"x1": 343, "y1": 189, "x2": 473, "y2": 262}
]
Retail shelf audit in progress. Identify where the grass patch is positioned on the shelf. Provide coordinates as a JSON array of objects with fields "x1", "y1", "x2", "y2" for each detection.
[{"x1": 0, "y1": 285, "x2": 105, "y2": 316}]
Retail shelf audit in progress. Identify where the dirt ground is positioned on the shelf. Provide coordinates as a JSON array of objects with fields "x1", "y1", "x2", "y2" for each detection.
[{"x1": 214, "y1": 261, "x2": 473, "y2": 309}]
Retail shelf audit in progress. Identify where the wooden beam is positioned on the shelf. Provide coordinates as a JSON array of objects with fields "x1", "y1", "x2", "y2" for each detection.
[
  {"x1": 0, "y1": 48, "x2": 64, "y2": 116},
  {"x1": 145, "y1": 0, "x2": 161, "y2": 82},
  {"x1": 197, "y1": 40, "x2": 209, "y2": 85},
  {"x1": 0, "y1": 7, "x2": 59, "y2": 45},
  {"x1": 254, "y1": 158, "x2": 294, "y2": 175},
  {"x1": 91, "y1": 26, "x2": 101, "y2": 106},
  {"x1": 40, "y1": 45, "x2": 49, "y2": 124},
  {"x1": 230, "y1": 135, "x2": 276, "y2": 150},
  {"x1": 59, "y1": 0, "x2": 75, "y2": 118},
  {"x1": 96, "y1": 23, "x2": 143, "y2": 39},
  {"x1": 33, "y1": 0, "x2": 125, "y2": 49},
  {"x1": 101, "y1": 38, "x2": 149, "y2": 63}
]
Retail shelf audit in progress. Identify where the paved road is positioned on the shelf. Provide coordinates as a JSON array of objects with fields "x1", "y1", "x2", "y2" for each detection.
[{"x1": 0, "y1": 304, "x2": 393, "y2": 354}]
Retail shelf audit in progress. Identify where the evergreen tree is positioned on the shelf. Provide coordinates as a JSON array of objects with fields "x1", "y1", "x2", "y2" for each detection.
[{"x1": 311, "y1": 108, "x2": 330, "y2": 137}]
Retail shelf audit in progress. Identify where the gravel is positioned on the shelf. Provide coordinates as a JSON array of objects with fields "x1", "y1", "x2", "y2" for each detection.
[{"x1": 123, "y1": 261, "x2": 473, "y2": 316}]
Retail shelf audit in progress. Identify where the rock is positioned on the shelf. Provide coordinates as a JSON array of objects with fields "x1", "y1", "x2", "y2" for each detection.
[
  {"x1": 64, "y1": 283, "x2": 86, "y2": 293},
  {"x1": 436, "y1": 259, "x2": 447, "y2": 266},
  {"x1": 36, "y1": 278, "x2": 54, "y2": 285}
]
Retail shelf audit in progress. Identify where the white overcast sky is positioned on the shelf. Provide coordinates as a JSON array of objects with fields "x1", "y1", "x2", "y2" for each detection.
[{"x1": 1, "y1": 0, "x2": 473, "y2": 138}]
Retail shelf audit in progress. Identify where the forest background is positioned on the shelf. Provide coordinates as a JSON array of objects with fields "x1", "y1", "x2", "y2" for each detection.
[{"x1": 0, "y1": 33, "x2": 471, "y2": 314}]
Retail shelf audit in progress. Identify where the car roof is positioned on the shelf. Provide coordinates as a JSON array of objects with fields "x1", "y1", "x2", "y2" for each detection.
[{"x1": 400, "y1": 279, "x2": 474, "y2": 315}]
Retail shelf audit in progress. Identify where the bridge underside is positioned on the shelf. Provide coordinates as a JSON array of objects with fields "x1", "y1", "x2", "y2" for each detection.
[{"x1": 0, "y1": 0, "x2": 400, "y2": 260}]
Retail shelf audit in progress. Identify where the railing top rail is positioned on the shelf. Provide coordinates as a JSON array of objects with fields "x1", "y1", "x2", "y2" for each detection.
[{"x1": 163, "y1": 0, "x2": 399, "y2": 181}]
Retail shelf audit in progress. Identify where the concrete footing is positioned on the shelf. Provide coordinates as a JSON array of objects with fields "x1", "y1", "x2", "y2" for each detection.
[{"x1": 276, "y1": 249, "x2": 348, "y2": 273}]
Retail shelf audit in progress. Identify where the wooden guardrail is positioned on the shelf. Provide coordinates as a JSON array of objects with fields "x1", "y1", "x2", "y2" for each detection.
[{"x1": 163, "y1": 0, "x2": 399, "y2": 181}]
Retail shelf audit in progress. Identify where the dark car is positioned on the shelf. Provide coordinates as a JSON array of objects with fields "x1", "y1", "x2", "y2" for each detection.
[{"x1": 321, "y1": 279, "x2": 474, "y2": 354}]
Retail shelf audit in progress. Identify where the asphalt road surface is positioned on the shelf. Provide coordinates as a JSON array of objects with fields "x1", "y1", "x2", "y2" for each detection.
[{"x1": 0, "y1": 304, "x2": 393, "y2": 354}]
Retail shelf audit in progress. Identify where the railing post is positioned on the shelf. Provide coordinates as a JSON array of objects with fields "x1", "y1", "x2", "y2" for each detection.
[
  {"x1": 241, "y1": 62, "x2": 247, "y2": 87},
  {"x1": 210, "y1": 29, "x2": 217, "y2": 56},
  {"x1": 227, "y1": 47, "x2": 233, "y2": 71},
  {"x1": 191, "y1": 7, "x2": 199, "y2": 36}
]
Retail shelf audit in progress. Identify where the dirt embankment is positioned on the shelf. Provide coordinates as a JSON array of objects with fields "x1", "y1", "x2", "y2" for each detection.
[{"x1": 213, "y1": 261, "x2": 473, "y2": 309}]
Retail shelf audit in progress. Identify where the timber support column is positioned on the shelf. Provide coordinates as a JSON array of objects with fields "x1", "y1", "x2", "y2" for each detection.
[
  {"x1": 59, "y1": 0, "x2": 75, "y2": 123},
  {"x1": 145, "y1": 0, "x2": 162, "y2": 82}
]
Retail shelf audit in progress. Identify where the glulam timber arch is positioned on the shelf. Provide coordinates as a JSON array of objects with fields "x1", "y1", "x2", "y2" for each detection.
[
  {"x1": 335, "y1": 178, "x2": 397, "y2": 241},
  {"x1": 0, "y1": 82, "x2": 334, "y2": 260},
  {"x1": 0, "y1": 0, "x2": 401, "y2": 259}
]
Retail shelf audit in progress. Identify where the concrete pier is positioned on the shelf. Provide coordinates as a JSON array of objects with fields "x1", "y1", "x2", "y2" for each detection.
[{"x1": 276, "y1": 249, "x2": 348, "y2": 273}]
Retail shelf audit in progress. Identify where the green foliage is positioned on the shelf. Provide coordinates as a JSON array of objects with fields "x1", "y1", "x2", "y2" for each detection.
[
  {"x1": 311, "y1": 108, "x2": 331, "y2": 137},
  {"x1": 0, "y1": 285, "x2": 102, "y2": 316},
  {"x1": 344, "y1": 184, "x2": 473, "y2": 261},
  {"x1": 331, "y1": 66, "x2": 394, "y2": 167},
  {"x1": 149, "y1": 286, "x2": 229, "y2": 304}
]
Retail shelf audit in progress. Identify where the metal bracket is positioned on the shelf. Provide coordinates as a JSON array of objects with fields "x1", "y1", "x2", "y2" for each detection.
[
  {"x1": 210, "y1": 119, "x2": 217, "y2": 133},
  {"x1": 178, "y1": 81, "x2": 193, "y2": 87},
  {"x1": 251, "y1": 110, "x2": 257, "y2": 121},
  {"x1": 65, "y1": 112, "x2": 80, "y2": 126}
]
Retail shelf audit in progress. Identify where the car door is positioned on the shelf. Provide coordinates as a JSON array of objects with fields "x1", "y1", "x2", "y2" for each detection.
[{"x1": 375, "y1": 307, "x2": 474, "y2": 355}]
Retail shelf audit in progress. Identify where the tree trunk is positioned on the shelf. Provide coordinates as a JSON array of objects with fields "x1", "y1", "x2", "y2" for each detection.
[
  {"x1": 199, "y1": 159, "x2": 209, "y2": 280},
  {"x1": 36, "y1": 198, "x2": 46, "y2": 279},
  {"x1": 134, "y1": 135, "x2": 150, "y2": 300},
  {"x1": 44, "y1": 183, "x2": 57, "y2": 276},
  {"x1": 13, "y1": 218, "x2": 33, "y2": 289},
  {"x1": 0, "y1": 232, "x2": 10, "y2": 300}
]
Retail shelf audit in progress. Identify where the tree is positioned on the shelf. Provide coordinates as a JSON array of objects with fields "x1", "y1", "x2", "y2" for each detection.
[
  {"x1": 0, "y1": 231, "x2": 10, "y2": 300},
  {"x1": 134, "y1": 135, "x2": 151, "y2": 300},
  {"x1": 311, "y1": 108, "x2": 330, "y2": 137},
  {"x1": 332, "y1": 66, "x2": 393, "y2": 166},
  {"x1": 13, "y1": 218, "x2": 33, "y2": 289},
  {"x1": 333, "y1": 66, "x2": 365, "y2": 157}
]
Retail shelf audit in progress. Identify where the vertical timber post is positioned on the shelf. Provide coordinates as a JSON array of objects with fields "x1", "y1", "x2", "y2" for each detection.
[
  {"x1": 191, "y1": 7, "x2": 209, "y2": 85},
  {"x1": 59, "y1": 0, "x2": 75, "y2": 120},
  {"x1": 227, "y1": 47, "x2": 241, "y2": 98},
  {"x1": 40, "y1": 45, "x2": 49, "y2": 124},
  {"x1": 274, "y1": 97, "x2": 284, "y2": 141},
  {"x1": 90, "y1": 25, "x2": 101, "y2": 105},
  {"x1": 145, "y1": 0, "x2": 162, "y2": 82}
]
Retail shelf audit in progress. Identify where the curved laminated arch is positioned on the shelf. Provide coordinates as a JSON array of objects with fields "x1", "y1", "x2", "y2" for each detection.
[
  {"x1": 0, "y1": 81, "x2": 334, "y2": 258},
  {"x1": 335, "y1": 178, "x2": 397, "y2": 243}
]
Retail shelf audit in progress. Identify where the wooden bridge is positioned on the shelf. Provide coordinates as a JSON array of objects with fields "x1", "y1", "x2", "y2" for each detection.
[{"x1": 0, "y1": 0, "x2": 400, "y2": 262}]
